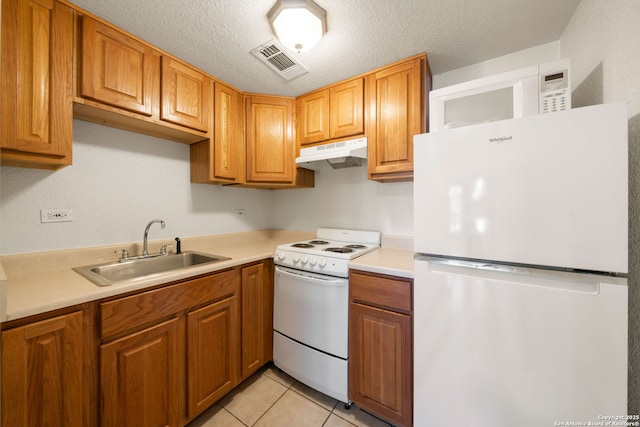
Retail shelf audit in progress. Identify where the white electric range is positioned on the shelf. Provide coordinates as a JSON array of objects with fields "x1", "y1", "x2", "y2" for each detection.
[
  {"x1": 273, "y1": 228, "x2": 381, "y2": 405},
  {"x1": 274, "y1": 228, "x2": 381, "y2": 277}
]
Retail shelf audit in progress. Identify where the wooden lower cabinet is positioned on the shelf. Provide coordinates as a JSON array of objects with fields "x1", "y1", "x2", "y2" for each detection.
[
  {"x1": 186, "y1": 296, "x2": 239, "y2": 418},
  {"x1": 1, "y1": 261, "x2": 275, "y2": 427},
  {"x1": 1, "y1": 311, "x2": 84, "y2": 427},
  {"x1": 349, "y1": 271, "x2": 413, "y2": 427},
  {"x1": 101, "y1": 318, "x2": 181, "y2": 427},
  {"x1": 241, "y1": 261, "x2": 274, "y2": 379}
]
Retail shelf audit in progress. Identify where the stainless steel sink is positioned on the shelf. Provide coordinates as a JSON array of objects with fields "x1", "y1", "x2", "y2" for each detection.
[{"x1": 73, "y1": 251, "x2": 230, "y2": 286}]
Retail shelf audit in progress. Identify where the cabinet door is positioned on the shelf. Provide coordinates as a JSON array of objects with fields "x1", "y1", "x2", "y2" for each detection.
[
  {"x1": 213, "y1": 82, "x2": 243, "y2": 181},
  {"x1": 81, "y1": 17, "x2": 160, "y2": 116},
  {"x1": 187, "y1": 296, "x2": 239, "y2": 418},
  {"x1": 349, "y1": 303, "x2": 412, "y2": 427},
  {"x1": 2, "y1": 311, "x2": 83, "y2": 427},
  {"x1": 0, "y1": 0, "x2": 73, "y2": 169},
  {"x1": 101, "y1": 318, "x2": 181, "y2": 427},
  {"x1": 367, "y1": 56, "x2": 425, "y2": 181},
  {"x1": 330, "y1": 78, "x2": 364, "y2": 140},
  {"x1": 189, "y1": 82, "x2": 243, "y2": 184},
  {"x1": 161, "y1": 56, "x2": 211, "y2": 131},
  {"x1": 241, "y1": 262, "x2": 273, "y2": 379},
  {"x1": 245, "y1": 95, "x2": 295, "y2": 183},
  {"x1": 297, "y1": 89, "x2": 330, "y2": 145}
]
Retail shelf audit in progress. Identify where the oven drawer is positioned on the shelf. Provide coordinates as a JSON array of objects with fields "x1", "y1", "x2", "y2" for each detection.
[{"x1": 274, "y1": 266, "x2": 348, "y2": 358}]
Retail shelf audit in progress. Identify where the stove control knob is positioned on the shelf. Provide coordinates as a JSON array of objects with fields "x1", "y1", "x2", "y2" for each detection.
[
  {"x1": 319, "y1": 258, "x2": 327, "y2": 268},
  {"x1": 301, "y1": 256, "x2": 308, "y2": 265},
  {"x1": 309, "y1": 256, "x2": 318, "y2": 266},
  {"x1": 293, "y1": 254, "x2": 300, "y2": 263},
  {"x1": 276, "y1": 251, "x2": 286, "y2": 261}
]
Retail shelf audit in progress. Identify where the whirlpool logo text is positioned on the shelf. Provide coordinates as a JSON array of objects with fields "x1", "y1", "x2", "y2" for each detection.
[{"x1": 489, "y1": 136, "x2": 513, "y2": 143}]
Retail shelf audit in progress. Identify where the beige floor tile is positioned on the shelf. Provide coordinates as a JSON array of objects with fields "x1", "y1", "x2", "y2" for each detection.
[
  {"x1": 219, "y1": 374, "x2": 287, "y2": 426},
  {"x1": 187, "y1": 403, "x2": 245, "y2": 427},
  {"x1": 332, "y1": 404, "x2": 391, "y2": 427},
  {"x1": 262, "y1": 364, "x2": 296, "y2": 387},
  {"x1": 290, "y1": 381, "x2": 338, "y2": 411},
  {"x1": 323, "y1": 414, "x2": 358, "y2": 427},
  {"x1": 253, "y1": 389, "x2": 330, "y2": 427}
]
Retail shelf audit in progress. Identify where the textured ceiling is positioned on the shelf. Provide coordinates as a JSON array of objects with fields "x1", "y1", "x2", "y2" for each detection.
[{"x1": 68, "y1": 0, "x2": 582, "y2": 97}]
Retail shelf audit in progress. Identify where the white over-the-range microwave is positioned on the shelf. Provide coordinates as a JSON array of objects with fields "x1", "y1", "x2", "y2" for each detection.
[{"x1": 429, "y1": 59, "x2": 571, "y2": 132}]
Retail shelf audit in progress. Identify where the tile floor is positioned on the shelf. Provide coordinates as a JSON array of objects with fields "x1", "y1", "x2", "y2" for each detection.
[{"x1": 187, "y1": 363, "x2": 392, "y2": 427}]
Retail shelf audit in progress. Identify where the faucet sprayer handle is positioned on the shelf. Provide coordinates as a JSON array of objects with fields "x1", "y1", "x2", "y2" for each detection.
[
  {"x1": 114, "y1": 249, "x2": 129, "y2": 261},
  {"x1": 174, "y1": 237, "x2": 182, "y2": 254}
]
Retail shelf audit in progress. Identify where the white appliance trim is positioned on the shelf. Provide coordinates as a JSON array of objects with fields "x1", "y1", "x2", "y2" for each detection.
[{"x1": 295, "y1": 137, "x2": 367, "y2": 167}]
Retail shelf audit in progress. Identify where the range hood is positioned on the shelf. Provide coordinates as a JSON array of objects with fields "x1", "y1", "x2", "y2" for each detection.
[{"x1": 296, "y1": 137, "x2": 367, "y2": 170}]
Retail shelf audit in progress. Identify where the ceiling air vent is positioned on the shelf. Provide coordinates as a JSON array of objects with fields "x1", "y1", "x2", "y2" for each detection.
[{"x1": 250, "y1": 39, "x2": 308, "y2": 81}]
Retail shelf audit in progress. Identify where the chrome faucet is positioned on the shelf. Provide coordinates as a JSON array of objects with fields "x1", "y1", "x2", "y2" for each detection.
[{"x1": 142, "y1": 219, "x2": 165, "y2": 256}]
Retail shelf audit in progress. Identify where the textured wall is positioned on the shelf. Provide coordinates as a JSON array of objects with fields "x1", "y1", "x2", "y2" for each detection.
[
  {"x1": 560, "y1": 0, "x2": 640, "y2": 414},
  {"x1": 270, "y1": 161, "x2": 413, "y2": 237},
  {"x1": 0, "y1": 120, "x2": 273, "y2": 255}
]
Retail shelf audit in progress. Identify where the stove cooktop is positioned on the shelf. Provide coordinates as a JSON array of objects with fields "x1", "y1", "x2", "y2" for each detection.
[
  {"x1": 274, "y1": 228, "x2": 381, "y2": 277},
  {"x1": 281, "y1": 238, "x2": 378, "y2": 260}
]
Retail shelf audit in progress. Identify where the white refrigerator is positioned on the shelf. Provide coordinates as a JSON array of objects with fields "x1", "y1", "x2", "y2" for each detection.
[{"x1": 413, "y1": 102, "x2": 629, "y2": 426}]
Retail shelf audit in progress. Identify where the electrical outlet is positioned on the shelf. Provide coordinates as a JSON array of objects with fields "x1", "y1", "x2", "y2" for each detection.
[{"x1": 40, "y1": 208, "x2": 73, "y2": 223}]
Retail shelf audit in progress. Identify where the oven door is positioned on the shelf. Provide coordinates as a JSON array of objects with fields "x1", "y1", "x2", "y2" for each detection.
[{"x1": 274, "y1": 265, "x2": 348, "y2": 358}]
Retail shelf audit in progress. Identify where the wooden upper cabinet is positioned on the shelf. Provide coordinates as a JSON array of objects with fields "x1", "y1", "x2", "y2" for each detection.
[
  {"x1": 2, "y1": 311, "x2": 84, "y2": 427},
  {"x1": 245, "y1": 95, "x2": 295, "y2": 183},
  {"x1": 190, "y1": 81, "x2": 243, "y2": 184},
  {"x1": 80, "y1": 16, "x2": 160, "y2": 116},
  {"x1": 329, "y1": 77, "x2": 364, "y2": 140},
  {"x1": 366, "y1": 54, "x2": 429, "y2": 182},
  {"x1": 161, "y1": 56, "x2": 211, "y2": 132},
  {"x1": 0, "y1": 0, "x2": 74, "y2": 169},
  {"x1": 297, "y1": 89, "x2": 330, "y2": 145},
  {"x1": 297, "y1": 77, "x2": 364, "y2": 146}
]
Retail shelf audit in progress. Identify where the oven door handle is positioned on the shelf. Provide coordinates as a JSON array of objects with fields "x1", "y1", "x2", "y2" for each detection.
[{"x1": 275, "y1": 266, "x2": 347, "y2": 287}]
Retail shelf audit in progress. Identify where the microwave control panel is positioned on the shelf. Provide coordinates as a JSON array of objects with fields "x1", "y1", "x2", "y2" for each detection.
[{"x1": 539, "y1": 66, "x2": 571, "y2": 114}]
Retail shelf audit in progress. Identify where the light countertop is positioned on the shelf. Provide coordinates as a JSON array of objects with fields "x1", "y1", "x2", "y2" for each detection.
[
  {"x1": 348, "y1": 247, "x2": 414, "y2": 279},
  {"x1": 0, "y1": 230, "x2": 414, "y2": 323}
]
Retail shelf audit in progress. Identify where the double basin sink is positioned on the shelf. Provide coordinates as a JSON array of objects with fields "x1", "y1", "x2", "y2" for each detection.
[{"x1": 73, "y1": 251, "x2": 230, "y2": 287}]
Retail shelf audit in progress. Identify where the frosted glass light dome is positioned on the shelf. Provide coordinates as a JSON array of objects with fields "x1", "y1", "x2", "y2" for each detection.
[{"x1": 268, "y1": 0, "x2": 327, "y2": 53}]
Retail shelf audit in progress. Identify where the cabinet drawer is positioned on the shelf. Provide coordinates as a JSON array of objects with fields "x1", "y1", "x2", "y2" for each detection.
[
  {"x1": 349, "y1": 271, "x2": 412, "y2": 313},
  {"x1": 100, "y1": 269, "x2": 237, "y2": 339}
]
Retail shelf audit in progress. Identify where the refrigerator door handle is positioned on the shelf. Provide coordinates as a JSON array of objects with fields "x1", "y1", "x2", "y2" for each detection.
[{"x1": 422, "y1": 257, "x2": 601, "y2": 295}]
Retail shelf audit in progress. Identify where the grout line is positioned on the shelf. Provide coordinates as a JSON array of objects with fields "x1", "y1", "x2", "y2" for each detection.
[{"x1": 248, "y1": 371, "x2": 295, "y2": 426}]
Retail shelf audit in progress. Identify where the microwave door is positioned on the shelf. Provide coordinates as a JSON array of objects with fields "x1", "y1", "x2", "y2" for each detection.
[{"x1": 443, "y1": 87, "x2": 514, "y2": 130}]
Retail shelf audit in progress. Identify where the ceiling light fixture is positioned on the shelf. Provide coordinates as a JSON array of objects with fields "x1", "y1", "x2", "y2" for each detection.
[{"x1": 267, "y1": 0, "x2": 327, "y2": 53}]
